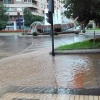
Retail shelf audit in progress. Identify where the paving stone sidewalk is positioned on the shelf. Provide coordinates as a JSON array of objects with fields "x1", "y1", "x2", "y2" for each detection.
[{"x1": 0, "y1": 48, "x2": 100, "y2": 96}]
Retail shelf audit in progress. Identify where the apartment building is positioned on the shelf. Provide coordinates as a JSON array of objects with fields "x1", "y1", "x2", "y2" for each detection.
[{"x1": 0, "y1": 0, "x2": 64, "y2": 30}]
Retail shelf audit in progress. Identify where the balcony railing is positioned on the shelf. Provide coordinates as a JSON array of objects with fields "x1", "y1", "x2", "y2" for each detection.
[
  {"x1": 31, "y1": 10, "x2": 38, "y2": 13},
  {"x1": 32, "y1": 3, "x2": 37, "y2": 6},
  {"x1": 3, "y1": 2, "x2": 14, "y2": 4}
]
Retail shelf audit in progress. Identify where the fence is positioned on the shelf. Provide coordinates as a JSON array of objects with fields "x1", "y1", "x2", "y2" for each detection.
[{"x1": 54, "y1": 31, "x2": 100, "y2": 50}]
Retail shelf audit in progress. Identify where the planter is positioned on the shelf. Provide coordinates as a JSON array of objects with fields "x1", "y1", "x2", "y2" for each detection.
[
  {"x1": 33, "y1": 32, "x2": 38, "y2": 36},
  {"x1": 75, "y1": 31, "x2": 80, "y2": 34},
  {"x1": 54, "y1": 32, "x2": 58, "y2": 35},
  {"x1": 82, "y1": 30, "x2": 86, "y2": 33}
]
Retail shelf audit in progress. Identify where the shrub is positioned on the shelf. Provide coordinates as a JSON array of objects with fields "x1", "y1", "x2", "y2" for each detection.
[
  {"x1": 82, "y1": 30, "x2": 86, "y2": 33},
  {"x1": 26, "y1": 33, "x2": 32, "y2": 35},
  {"x1": 22, "y1": 32, "x2": 27, "y2": 35},
  {"x1": 54, "y1": 32, "x2": 58, "y2": 35},
  {"x1": 96, "y1": 38, "x2": 100, "y2": 42},
  {"x1": 22, "y1": 32, "x2": 29, "y2": 35},
  {"x1": 89, "y1": 38, "x2": 100, "y2": 42},
  {"x1": 87, "y1": 24, "x2": 93, "y2": 29},
  {"x1": 75, "y1": 31, "x2": 79, "y2": 34},
  {"x1": 33, "y1": 32, "x2": 38, "y2": 36}
]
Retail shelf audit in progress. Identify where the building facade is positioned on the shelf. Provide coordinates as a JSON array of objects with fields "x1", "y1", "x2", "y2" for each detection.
[{"x1": 0, "y1": 0, "x2": 64, "y2": 30}]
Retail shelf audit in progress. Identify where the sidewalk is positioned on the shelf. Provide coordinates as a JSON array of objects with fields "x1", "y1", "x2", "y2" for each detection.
[{"x1": 0, "y1": 48, "x2": 100, "y2": 97}]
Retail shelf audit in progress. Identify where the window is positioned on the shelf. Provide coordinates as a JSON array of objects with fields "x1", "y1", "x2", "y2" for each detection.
[
  {"x1": 41, "y1": 0, "x2": 46, "y2": 2},
  {"x1": 16, "y1": 0, "x2": 22, "y2": 3},
  {"x1": 6, "y1": 22, "x2": 14, "y2": 26},
  {"x1": 16, "y1": 0, "x2": 21, "y2": 1},
  {"x1": 4, "y1": 0, "x2": 14, "y2": 4},
  {"x1": 42, "y1": 11, "x2": 44, "y2": 14},
  {"x1": 7, "y1": 7, "x2": 15, "y2": 12},
  {"x1": 24, "y1": 0, "x2": 32, "y2": 4},
  {"x1": 16, "y1": 8, "x2": 22, "y2": 11},
  {"x1": 41, "y1": 4, "x2": 44, "y2": 9}
]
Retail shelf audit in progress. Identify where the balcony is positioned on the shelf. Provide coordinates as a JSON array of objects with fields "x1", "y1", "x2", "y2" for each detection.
[
  {"x1": 32, "y1": 0, "x2": 38, "y2": 6},
  {"x1": 30, "y1": 8, "x2": 38, "y2": 13},
  {"x1": 32, "y1": 3, "x2": 37, "y2": 6},
  {"x1": 7, "y1": 12, "x2": 17, "y2": 16},
  {"x1": 3, "y1": 0, "x2": 14, "y2": 4},
  {"x1": 32, "y1": 0, "x2": 38, "y2": 2},
  {"x1": 3, "y1": 1, "x2": 14, "y2": 4},
  {"x1": 23, "y1": 2, "x2": 37, "y2": 8},
  {"x1": 7, "y1": 8, "x2": 15, "y2": 12}
]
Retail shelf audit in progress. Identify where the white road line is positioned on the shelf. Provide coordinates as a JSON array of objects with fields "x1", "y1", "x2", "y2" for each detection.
[
  {"x1": 0, "y1": 42, "x2": 4, "y2": 46},
  {"x1": 17, "y1": 42, "x2": 34, "y2": 54},
  {"x1": 25, "y1": 49, "x2": 36, "y2": 51}
]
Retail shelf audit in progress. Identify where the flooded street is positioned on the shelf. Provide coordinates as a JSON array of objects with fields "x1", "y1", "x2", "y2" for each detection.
[
  {"x1": 0, "y1": 34, "x2": 93, "y2": 57},
  {"x1": 0, "y1": 34, "x2": 100, "y2": 97}
]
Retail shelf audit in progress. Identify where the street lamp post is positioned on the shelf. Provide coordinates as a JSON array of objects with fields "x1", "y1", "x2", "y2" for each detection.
[{"x1": 17, "y1": 12, "x2": 21, "y2": 30}]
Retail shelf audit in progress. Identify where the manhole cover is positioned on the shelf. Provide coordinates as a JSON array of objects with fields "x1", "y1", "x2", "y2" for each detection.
[{"x1": 13, "y1": 98, "x2": 39, "y2": 100}]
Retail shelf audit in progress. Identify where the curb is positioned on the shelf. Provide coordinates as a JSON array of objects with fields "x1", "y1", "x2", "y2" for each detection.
[
  {"x1": 6, "y1": 86, "x2": 100, "y2": 95},
  {"x1": 50, "y1": 49, "x2": 100, "y2": 55}
]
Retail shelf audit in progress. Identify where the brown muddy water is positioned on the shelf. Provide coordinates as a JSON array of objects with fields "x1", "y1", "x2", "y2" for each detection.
[{"x1": 0, "y1": 48, "x2": 100, "y2": 97}]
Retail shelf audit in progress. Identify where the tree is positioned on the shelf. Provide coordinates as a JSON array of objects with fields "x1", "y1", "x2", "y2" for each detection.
[
  {"x1": 23, "y1": 7, "x2": 44, "y2": 27},
  {"x1": 64, "y1": 0, "x2": 100, "y2": 26},
  {"x1": 33, "y1": 15, "x2": 44, "y2": 22},
  {"x1": 0, "y1": 1, "x2": 9, "y2": 30},
  {"x1": 23, "y1": 7, "x2": 34, "y2": 27}
]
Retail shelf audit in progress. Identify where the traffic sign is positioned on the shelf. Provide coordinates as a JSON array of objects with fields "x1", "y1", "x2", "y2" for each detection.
[{"x1": 16, "y1": 18, "x2": 24, "y2": 26}]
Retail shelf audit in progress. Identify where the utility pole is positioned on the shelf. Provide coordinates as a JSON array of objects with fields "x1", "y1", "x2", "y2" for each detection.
[
  {"x1": 17, "y1": 12, "x2": 21, "y2": 30},
  {"x1": 51, "y1": 12, "x2": 55, "y2": 56},
  {"x1": 46, "y1": 0, "x2": 55, "y2": 56},
  {"x1": 21, "y1": 0, "x2": 25, "y2": 33}
]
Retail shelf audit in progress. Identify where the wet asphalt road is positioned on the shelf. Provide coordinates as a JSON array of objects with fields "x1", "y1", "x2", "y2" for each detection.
[{"x1": 0, "y1": 34, "x2": 94, "y2": 58}]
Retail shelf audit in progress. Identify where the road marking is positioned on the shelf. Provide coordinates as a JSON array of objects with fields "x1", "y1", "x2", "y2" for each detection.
[{"x1": 17, "y1": 42, "x2": 34, "y2": 54}]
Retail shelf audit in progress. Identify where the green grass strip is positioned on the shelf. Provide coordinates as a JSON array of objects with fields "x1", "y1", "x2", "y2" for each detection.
[
  {"x1": 88, "y1": 28, "x2": 100, "y2": 30},
  {"x1": 55, "y1": 40, "x2": 100, "y2": 50}
]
